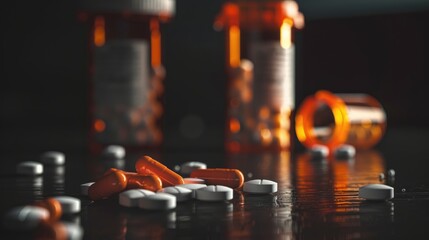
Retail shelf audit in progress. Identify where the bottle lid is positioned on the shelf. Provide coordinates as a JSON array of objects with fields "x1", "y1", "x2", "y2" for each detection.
[{"x1": 81, "y1": 0, "x2": 175, "y2": 16}]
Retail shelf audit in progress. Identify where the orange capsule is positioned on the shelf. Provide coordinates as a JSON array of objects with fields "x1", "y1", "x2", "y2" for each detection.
[
  {"x1": 102, "y1": 168, "x2": 163, "y2": 192},
  {"x1": 88, "y1": 170, "x2": 127, "y2": 201},
  {"x1": 190, "y1": 168, "x2": 244, "y2": 189},
  {"x1": 34, "y1": 221, "x2": 68, "y2": 240},
  {"x1": 33, "y1": 197, "x2": 63, "y2": 222},
  {"x1": 135, "y1": 155, "x2": 184, "y2": 187}
]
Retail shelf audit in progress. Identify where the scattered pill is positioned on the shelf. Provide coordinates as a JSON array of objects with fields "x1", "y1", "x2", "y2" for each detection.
[
  {"x1": 139, "y1": 193, "x2": 176, "y2": 210},
  {"x1": 125, "y1": 173, "x2": 163, "y2": 192},
  {"x1": 88, "y1": 170, "x2": 127, "y2": 201},
  {"x1": 40, "y1": 151, "x2": 66, "y2": 165},
  {"x1": 387, "y1": 169, "x2": 396, "y2": 178},
  {"x1": 102, "y1": 145, "x2": 126, "y2": 160},
  {"x1": 119, "y1": 189, "x2": 155, "y2": 207},
  {"x1": 2, "y1": 206, "x2": 50, "y2": 230},
  {"x1": 379, "y1": 173, "x2": 385, "y2": 182},
  {"x1": 53, "y1": 196, "x2": 81, "y2": 214},
  {"x1": 80, "y1": 182, "x2": 95, "y2": 196},
  {"x1": 190, "y1": 168, "x2": 244, "y2": 189},
  {"x1": 135, "y1": 155, "x2": 184, "y2": 187},
  {"x1": 33, "y1": 197, "x2": 63, "y2": 222},
  {"x1": 158, "y1": 186, "x2": 192, "y2": 202},
  {"x1": 180, "y1": 161, "x2": 207, "y2": 175},
  {"x1": 308, "y1": 145, "x2": 329, "y2": 159},
  {"x1": 243, "y1": 179, "x2": 278, "y2": 194},
  {"x1": 176, "y1": 184, "x2": 207, "y2": 198},
  {"x1": 17, "y1": 161, "x2": 43, "y2": 175},
  {"x1": 195, "y1": 185, "x2": 233, "y2": 201},
  {"x1": 333, "y1": 144, "x2": 356, "y2": 159},
  {"x1": 183, "y1": 178, "x2": 206, "y2": 184},
  {"x1": 359, "y1": 184, "x2": 394, "y2": 201}
]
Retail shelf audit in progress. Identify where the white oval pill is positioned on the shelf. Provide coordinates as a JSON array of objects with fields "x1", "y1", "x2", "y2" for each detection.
[
  {"x1": 102, "y1": 145, "x2": 125, "y2": 160},
  {"x1": 119, "y1": 189, "x2": 155, "y2": 207},
  {"x1": 309, "y1": 145, "x2": 329, "y2": 159},
  {"x1": 334, "y1": 144, "x2": 356, "y2": 159},
  {"x1": 180, "y1": 161, "x2": 207, "y2": 175},
  {"x1": 40, "y1": 151, "x2": 66, "y2": 165},
  {"x1": 2, "y1": 206, "x2": 50, "y2": 230},
  {"x1": 195, "y1": 185, "x2": 233, "y2": 201},
  {"x1": 177, "y1": 184, "x2": 207, "y2": 198},
  {"x1": 359, "y1": 184, "x2": 394, "y2": 201},
  {"x1": 183, "y1": 178, "x2": 206, "y2": 184},
  {"x1": 17, "y1": 161, "x2": 43, "y2": 175},
  {"x1": 63, "y1": 222, "x2": 84, "y2": 240},
  {"x1": 80, "y1": 182, "x2": 95, "y2": 196},
  {"x1": 53, "y1": 196, "x2": 81, "y2": 214},
  {"x1": 157, "y1": 186, "x2": 192, "y2": 202},
  {"x1": 243, "y1": 179, "x2": 278, "y2": 194},
  {"x1": 139, "y1": 193, "x2": 176, "y2": 210}
]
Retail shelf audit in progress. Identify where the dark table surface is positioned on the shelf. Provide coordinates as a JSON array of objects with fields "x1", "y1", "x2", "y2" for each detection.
[{"x1": 1, "y1": 127, "x2": 429, "y2": 240}]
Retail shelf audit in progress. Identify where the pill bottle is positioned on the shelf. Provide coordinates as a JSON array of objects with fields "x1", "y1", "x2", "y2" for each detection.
[
  {"x1": 295, "y1": 90, "x2": 387, "y2": 150},
  {"x1": 214, "y1": 0, "x2": 304, "y2": 152},
  {"x1": 78, "y1": 0, "x2": 175, "y2": 154}
]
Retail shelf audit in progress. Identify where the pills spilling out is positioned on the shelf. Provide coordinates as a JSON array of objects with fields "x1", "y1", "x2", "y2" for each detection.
[
  {"x1": 17, "y1": 161, "x2": 44, "y2": 175},
  {"x1": 102, "y1": 145, "x2": 126, "y2": 160},
  {"x1": 40, "y1": 151, "x2": 66, "y2": 165},
  {"x1": 139, "y1": 193, "x2": 177, "y2": 210},
  {"x1": 53, "y1": 196, "x2": 81, "y2": 214},
  {"x1": 359, "y1": 184, "x2": 394, "y2": 201},
  {"x1": 309, "y1": 145, "x2": 329, "y2": 159},
  {"x1": 195, "y1": 185, "x2": 233, "y2": 201},
  {"x1": 158, "y1": 186, "x2": 193, "y2": 202},
  {"x1": 119, "y1": 189, "x2": 155, "y2": 207},
  {"x1": 333, "y1": 144, "x2": 356, "y2": 159},
  {"x1": 243, "y1": 179, "x2": 278, "y2": 194},
  {"x1": 180, "y1": 161, "x2": 207, "y2": 175}
]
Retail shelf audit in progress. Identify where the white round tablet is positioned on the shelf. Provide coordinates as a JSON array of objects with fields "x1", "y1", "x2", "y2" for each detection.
[
  {"x1": 62, "y1": 222, "x2": 84, "y2": 240},
  {"x1": 157, "y1": 186, "x2": 192, "y2": 202},
  {"x1": 183, "y1": 178, "x2": 206, "y2": 184},
  {"x1": 180, "y1": 161, "x2": 207, "y2": 175},
  {"x1": 177, "y1": 184, "x2": 207, "y2": 198},
  {"x1": 359, "y1": 184, "x2": 394, "y2": 201},
  {"x1": 309, "y1": 145, "x2": 329, "y2": 159},
  {"x1": 40, "y1": 151, "x2": 66, "y2": 165},
  {"x1": 119, "y1": 189, "x2": 155, "y2": 207},
  {"x1": 243, "y1": 179, "x2": 278, "y2": 194},
  {"x1": 2, "y1": 206, "x2": 50, "y2": 230},
  {"x1": 195, "y1": 185, "x2": 233, "y2": 201},
  {"x1": 334, "y1": 144, "x2": 356, "y2": 159},
  {"x1": 139, "y1": 193, "x2": 176, "y2": 210},
  {"x1": 102, "y1": 145, "x2": 125, "y2": 160},
  {"x1": 53, "y1": 196, "x2": 81, "y2": 214},
  {"x1": 17, "y1": 161, "x2": 43, "y2": 175},
  {"x1": 80, "y1": 182, "x2": 95, "y2": 196}
]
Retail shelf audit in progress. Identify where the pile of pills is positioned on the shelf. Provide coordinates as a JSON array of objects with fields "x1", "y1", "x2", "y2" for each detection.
[
  {"x1": 2, "y1": 196, "x2": 83, "y2": 239},
  {"x1": 81, "y1": 154, "x2": 279, "y2": 211}
]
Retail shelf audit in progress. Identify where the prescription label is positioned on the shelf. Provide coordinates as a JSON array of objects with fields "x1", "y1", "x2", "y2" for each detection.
[{"x1": 248, "y1": 42, "x2": 295, "y2": 110}]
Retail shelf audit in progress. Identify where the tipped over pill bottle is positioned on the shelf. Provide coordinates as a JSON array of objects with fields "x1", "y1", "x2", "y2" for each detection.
[
  {"x1": 295, "y1": 90, "x2": 387, "y2": 150},
  {"x1": 214, "y1": 0, "x2": 304, "y2": 152},
  {"x1": 78, "y1": 0, "x2": 175, "y2": 153}
]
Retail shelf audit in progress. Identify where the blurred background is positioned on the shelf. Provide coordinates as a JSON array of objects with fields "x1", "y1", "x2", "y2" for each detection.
[{"x1": 1, "y1": 0, "x2": 429, "y2": 154}]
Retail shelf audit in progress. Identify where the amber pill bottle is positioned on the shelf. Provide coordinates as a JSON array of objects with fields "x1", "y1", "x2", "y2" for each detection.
[
  {"x1": 78, "y1": 0, "x2": 175, "y2": 154},
  {"x1": 295, "y1": 90, "x2": 387, "y2": 150},
  {"x1": 214, "y1": 0, "x2": 304, "y2": 152}
]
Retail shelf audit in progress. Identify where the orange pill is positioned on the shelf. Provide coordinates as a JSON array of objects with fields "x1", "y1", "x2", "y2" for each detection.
[
  {"x1": 126, "y1": 172, "x2": 163, "y2": 192},
  {"x1": 102, "y1": 168, "x2": 162, "y2": 191},
  {"x1": 33, "y1": 197, "x2": 63, "y2": 222},
  {"x1": 135, "y1": 155, "x2": 184, "y2": 187},
  {"x1": 190, "y1": 168, "x2": 244, "y2": 189},
  {"x1": 88, "y1": 170, "x2": 127, "y2": 201}
]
